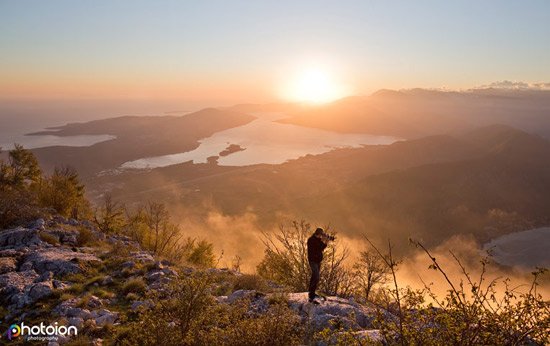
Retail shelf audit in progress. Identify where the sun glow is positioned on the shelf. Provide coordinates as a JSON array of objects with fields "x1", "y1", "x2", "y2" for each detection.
[{"x1": 282, "y1": 66, "x2": 351, "y2": 104}]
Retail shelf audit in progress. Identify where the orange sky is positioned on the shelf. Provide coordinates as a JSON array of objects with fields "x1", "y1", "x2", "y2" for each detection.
[{"x1": 1, "y1": 1, "x2": 549, "y2": 103}]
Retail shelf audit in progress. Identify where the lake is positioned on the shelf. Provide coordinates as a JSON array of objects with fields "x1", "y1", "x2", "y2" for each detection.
[
  {"x1": 483, "y1": 227, "x2": 550, "y2": 268},
  {"x1": 121, "y1": 113, "x2": 400, "y2": 168}
]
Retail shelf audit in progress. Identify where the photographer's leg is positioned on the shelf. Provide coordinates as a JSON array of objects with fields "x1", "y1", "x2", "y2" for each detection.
[{"x1": 308, "y1": 261, "x2": 320, "y2": 301}]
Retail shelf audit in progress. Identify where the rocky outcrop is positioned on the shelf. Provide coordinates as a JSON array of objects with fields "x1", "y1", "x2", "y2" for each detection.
[
  {"x1": 0, "y1": 270, "x2": 39, "y2": 298},
  {"x1": 287, "y1": 293, "x2": 375, "y2": 330},
  {"x1": 22, "y1": 248, "x2": 100, "y2": 275},
  {"x1": 218, "y1": 290, "x2": 377, "y2": 332},
  {"x1": 0, "y1": 216, "x2": 183, "y2": 344},
  {"x1": 0, "y1": 270, "x2": 54, "y2": 308},
  {"x1": 0, "y1": 227, "x2": 42, "y2": 248}
]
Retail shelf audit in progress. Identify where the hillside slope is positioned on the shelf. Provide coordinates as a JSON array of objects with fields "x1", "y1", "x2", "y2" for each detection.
[
  {"x1": 29, "y1": 108, "x2": 256, "y2": 177},
  {"x1": 297, "y1": 125, "x2": 550, "y2": 245}
]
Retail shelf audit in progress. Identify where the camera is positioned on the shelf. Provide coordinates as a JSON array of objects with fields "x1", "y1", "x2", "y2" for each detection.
[{"x1": 325, "y1": 234, "x2": 336, "y2": 241}]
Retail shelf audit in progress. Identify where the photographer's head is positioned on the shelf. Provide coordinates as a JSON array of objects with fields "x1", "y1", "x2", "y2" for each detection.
[
  {"x1": 314, "y1": 227, "x2": 336, "y2": 241},
  {"x1": 314, "y1": 228, "x2": 324, "y2": 238}
]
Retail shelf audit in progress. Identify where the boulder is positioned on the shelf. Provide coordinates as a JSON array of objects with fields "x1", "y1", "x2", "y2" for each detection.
[
  {"x1": 0, "y1": 227, "x2": 42, "y2": 248},
  {"x1": 121, "y1": 261, "x2": 135, "y2": 269},
  {"x1": 225, "y1": 290, "x2": 269, "y2": 314},
  {"x1": 0, "y1": 257, "x2": 17, "y2": 274},
  {"x1": 354, "y1": 329, "x2": 384, "y2": 343},
  {"x1": 227, "y1": 289, "x2": 261, "y2": 304},
  {"x1": 53, "y1": 298, "x2": 80, "y2": 316},
  {"x1": 146, "y1": 270, "x2": 165, "y2": 282},
  {"x1": 42, "y1": 228, "x2": 80, "y2": 246},
  {"x1": 131, "y1": 251, "x2": 155, "y2": 263},
  {"x1": 64, "y1": 307, "x2": 93, "y2": 320},
  {"x1": 0, "y1": 270, "x2": 55, "y2": 308},
  {"x1": 68, "y1": 317, "x2": 84, "y2": 328},
  {"x1": 52, "y1": 280, "x2": 68, "y2": 289},
  {"x1": 162, "y1": 268, "x2": 179, "y2": 277},
  {"x1": 0, "y1": 270, "x2": 39, "y2": 298},
  {"x1": 94, "y1": 309, "x2": 119, "y2": 326},
  {"x1": 27, "y1": 281, "x2": 53, "y2": 302},
  {"x1": 28, "y1": 218, "x2": 46, "y2": 230},
  {"x1": 22, "y1": 248, "x2": 101, "y2": 275},
  {"x1": 34, "y1": 271, "x2": 54, "y2": 282},
  {"x1": 131, "y1": 300, "x2": 154, "y2": 311},
  {"x1": 86, "y1": 295, "x2": 103, "y2": 309},
  {"x1": 101, "y1": 276, "x2": 113, "y2": 285}
]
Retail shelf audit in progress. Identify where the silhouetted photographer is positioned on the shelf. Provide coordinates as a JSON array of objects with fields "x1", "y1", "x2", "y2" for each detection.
[{"x1": 307, "y1": 227, "x2": 335, "y2": 303}]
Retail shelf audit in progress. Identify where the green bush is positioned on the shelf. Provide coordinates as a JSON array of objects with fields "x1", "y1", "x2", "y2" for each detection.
[
  {"x1": 39, "y1": 232, "x2": 59, "y2": 245},
  {"x1": 232, "y1": 274, "x2": 269, "y2": 292},
  {"x1": 77, "y1": 226, "x2": 95, "y2": 246},
  {"x1": 113, "y1": 273, "x2": 304, "y2": 346},
  {"x1": 122, "y1": 278, "x2": 147, "y2": 295}
]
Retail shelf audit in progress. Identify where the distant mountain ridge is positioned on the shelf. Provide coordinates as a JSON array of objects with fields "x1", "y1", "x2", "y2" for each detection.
[{"x1": 280, "y1": 88, "x2": 550, "y2": 139}]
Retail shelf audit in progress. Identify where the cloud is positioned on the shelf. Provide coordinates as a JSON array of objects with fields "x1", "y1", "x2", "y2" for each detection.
[{"x1": 475, "y1": 80, "x2": 550, "y2": 90}]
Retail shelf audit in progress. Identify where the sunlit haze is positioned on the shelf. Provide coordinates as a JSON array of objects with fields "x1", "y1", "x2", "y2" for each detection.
[{"x1": 282, "y1": 66, "x2": 351, "y2": 103}]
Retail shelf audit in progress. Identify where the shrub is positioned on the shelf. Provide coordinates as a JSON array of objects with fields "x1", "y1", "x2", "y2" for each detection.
[
  {"x1": 122, "y1": 278, "x2": 146, "y2": 295},
  {"x1": 365, "y1": 237, "x2": 550, "y2": 346},
  {"x1": 94, "y1": 194, "x2": 125, "y2": 234},
  {"x1": 232, "y1": 274, "x2": 269, "y2": 292},
  {"x1": 113, "y1": 273, "x2": 305, "y2": 346},
  {"x1": 181, "y1": 238, "x2": 216, "y2": 268},
  {"x1": 90, "y1": 287, "x2": 115, "y2": 299},
  {"x1": 77, "y1": 226, "x2": 95, "y2": 247},
  {"x1": 352, "y1": 248, "x2": 390, "y2": 301},
  {"x1": 125, "y1": 293, "x2": 139, "y2": 301},
  {"x1": 39, "y1": 232, "x2": 59, "y2": 245}
]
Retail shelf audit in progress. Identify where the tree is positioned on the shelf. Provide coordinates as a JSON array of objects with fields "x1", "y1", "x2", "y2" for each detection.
[
  {"x1": 38, "y1": 166, "x2": 89, "y2": 218},
  {"x1": 181, "y1": 238, "x2": 216, "y2": 268},
  {"x1": 0, "y1": 145, "x2": 42, "y2": 228},
  {"x1": 352, "y1": 248, "x2": 390, "y2": 300},
  {"x1": 94, "y1": 194, "x2": 125, "y2": 234},
  {"x1": 257, "y1": 220, "x2": 351, "y2": 296},
  {"x1": 0, "y1": 144, "x2": 41, "y2": 188},
  {"x1": 124, "y1": 201, "x2": 205, "y2": 264}
]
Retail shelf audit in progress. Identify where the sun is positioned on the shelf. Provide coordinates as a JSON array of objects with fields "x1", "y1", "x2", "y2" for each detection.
[{"x1": 283, "y1": 66, "x2": 350, "y2": 104}]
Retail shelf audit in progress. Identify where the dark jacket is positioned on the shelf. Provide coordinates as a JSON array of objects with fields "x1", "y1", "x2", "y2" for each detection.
[{"x1": 307, "y1": 235, "x2": 327, "y2": 263}]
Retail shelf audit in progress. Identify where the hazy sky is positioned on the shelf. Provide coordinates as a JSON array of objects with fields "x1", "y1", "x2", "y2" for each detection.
[{"x1": 1, "y1": 0, "x2": 549, "y2": 103}]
